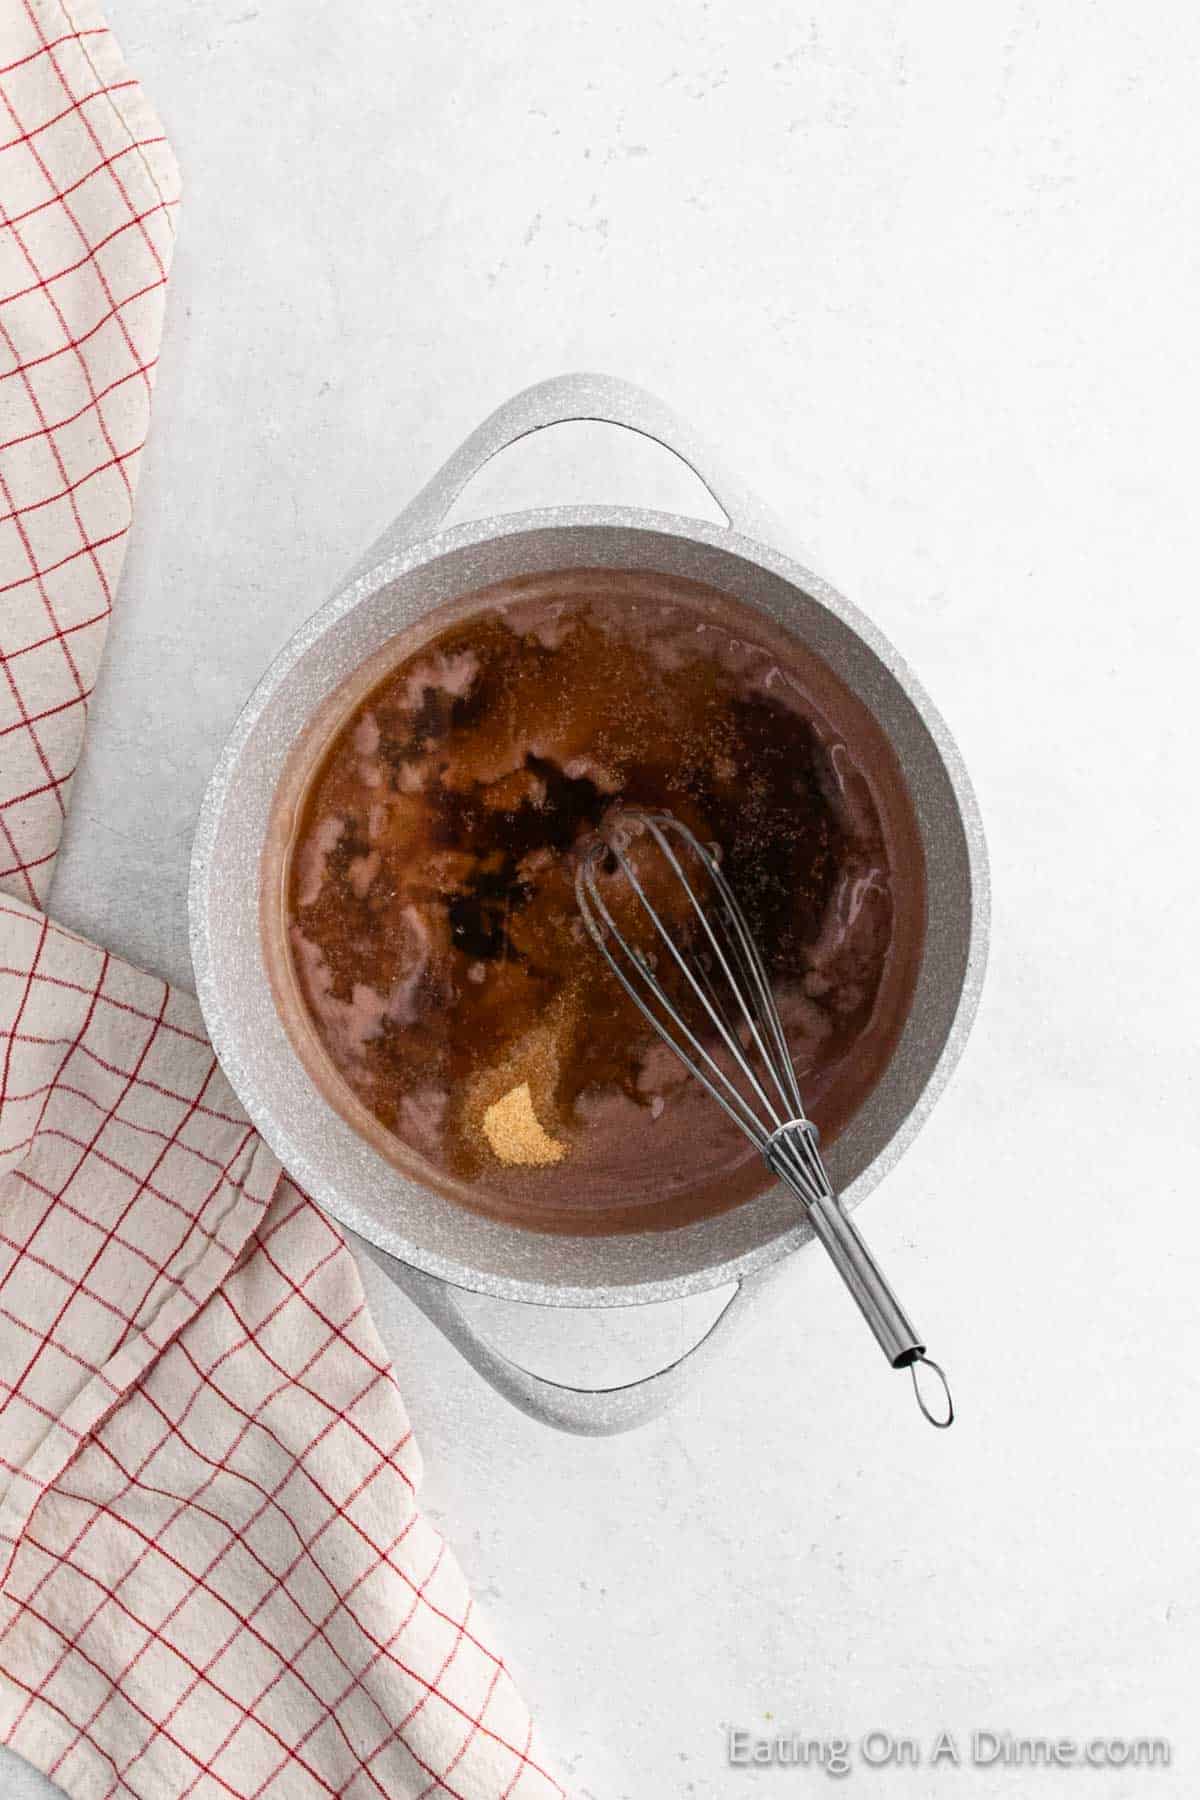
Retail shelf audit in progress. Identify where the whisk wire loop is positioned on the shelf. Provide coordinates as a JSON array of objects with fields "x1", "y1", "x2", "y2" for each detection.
[
  {"x1": 609, "y1": 817, "x2": 792, "y2": 1130},
  {"x1": 687, "y1": 825, "x2": 804, "y2": 1120},
  {"x1": 576, "y1": 862, "x2": 768, "y2": 1147}
]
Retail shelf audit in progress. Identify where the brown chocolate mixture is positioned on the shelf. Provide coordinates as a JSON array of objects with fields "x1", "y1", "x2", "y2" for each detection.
[{"x1": 274, "y1": 570, "x2": 925, "y2": 1233}]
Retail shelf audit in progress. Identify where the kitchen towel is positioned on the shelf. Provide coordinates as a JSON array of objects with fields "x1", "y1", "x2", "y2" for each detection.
[{"x1": 0, "y1": 4, "x2": 562, "y2": 1796}]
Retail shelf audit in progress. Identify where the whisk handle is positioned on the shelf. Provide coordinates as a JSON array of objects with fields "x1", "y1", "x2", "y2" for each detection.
[
  {"x1": 800, "y1": 1188, "x2": 955, "y2": 1428},
  {"x1": 780, "y1": 1159, "x2": 957, "y2": 1425},
  {"x1": 765, "y1": 1125, "x2": 952, "y2": 1424},
  {"x1": 765, "y1": 1125, "x2": 923, "y2": 1366},
  {"x1": 801, "y1": 1187, "x2": 923, "y2": 1368}
]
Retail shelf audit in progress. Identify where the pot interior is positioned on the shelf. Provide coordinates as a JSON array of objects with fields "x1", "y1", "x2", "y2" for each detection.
[{"x1": 192, "y1": 518, "x2": 982, "y2": 1305}]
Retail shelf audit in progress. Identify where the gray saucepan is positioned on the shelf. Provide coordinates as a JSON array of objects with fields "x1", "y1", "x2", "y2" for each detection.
[{"x1": 189, "y1": 373, "x2": 988, "y2": 1435}]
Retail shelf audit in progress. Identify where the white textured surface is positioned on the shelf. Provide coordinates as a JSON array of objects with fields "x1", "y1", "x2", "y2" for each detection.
[{"x1": 8, "y1": 1, "x2": 1199, "y2": 1796}]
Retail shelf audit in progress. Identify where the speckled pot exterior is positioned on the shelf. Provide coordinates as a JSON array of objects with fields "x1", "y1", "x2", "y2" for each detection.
[{"x1": 189, "y1": 376, "x2": 989, "y2": 1322}]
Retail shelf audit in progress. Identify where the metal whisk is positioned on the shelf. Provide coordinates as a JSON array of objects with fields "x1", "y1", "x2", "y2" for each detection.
[{"x1": 575, "y1": 808, "x2": 954, "y2": 1429}]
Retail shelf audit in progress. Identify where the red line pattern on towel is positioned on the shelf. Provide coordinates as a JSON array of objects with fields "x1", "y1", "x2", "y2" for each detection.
[
  {"x1": 0, "y1": 0, "x2": 174, "y2": 902},
  {"x1": 0, "y1": 6, "x2": 561, "y2": 1795}
]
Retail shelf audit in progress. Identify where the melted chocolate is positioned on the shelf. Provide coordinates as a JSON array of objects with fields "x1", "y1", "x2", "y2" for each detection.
[{"x1": 272, "y1": 569, "x2": 926, "y2": 1233}]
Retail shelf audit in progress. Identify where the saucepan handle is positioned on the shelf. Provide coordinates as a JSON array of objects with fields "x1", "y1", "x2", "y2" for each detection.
[
  {"x1": 357, "y1": 372, "x2": 783, "y2": 570},
  {"x1": 357, "y1": 1237, "x2": 779, "y2": 1437}
]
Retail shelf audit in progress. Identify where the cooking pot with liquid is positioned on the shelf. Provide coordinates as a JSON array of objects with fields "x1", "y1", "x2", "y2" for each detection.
[{"x1": 189, "y1": 374, "x2": 988, "y2": 1434}]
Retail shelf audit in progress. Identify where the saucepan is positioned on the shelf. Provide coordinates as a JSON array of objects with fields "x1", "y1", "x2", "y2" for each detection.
[{"x1": 189, "y1": 373, "x2": 988, "y2": 1435}]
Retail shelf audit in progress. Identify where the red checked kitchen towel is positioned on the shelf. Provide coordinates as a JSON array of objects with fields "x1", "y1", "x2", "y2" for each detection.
[{"x1": 0, "y1": 5, "x2": 562, "y2": 1796}]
